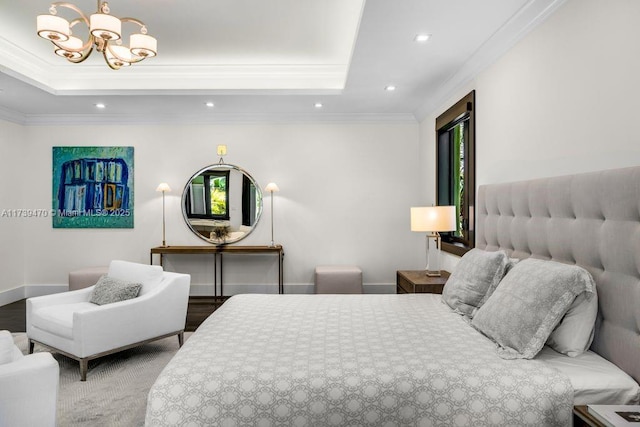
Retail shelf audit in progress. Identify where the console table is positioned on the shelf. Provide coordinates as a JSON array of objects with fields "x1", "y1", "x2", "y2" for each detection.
[{"x1": 150, "y1": 245, "x2": 285, "y2": 296}]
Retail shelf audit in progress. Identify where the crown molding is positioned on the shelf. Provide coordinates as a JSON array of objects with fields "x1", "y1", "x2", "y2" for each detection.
[
  {"x1": 413, "y1": 0, "x2": 568, "y2": 121},
  {"x1": 2, "y1": 111, "x2": 417, "y2": 126},
  {"x1": 0, "y1": 35, "x2": 349, "y2": 94}
]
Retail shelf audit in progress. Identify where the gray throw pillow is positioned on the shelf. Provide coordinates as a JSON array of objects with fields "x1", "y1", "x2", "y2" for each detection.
[
  {"x1": 89, "y1": 275, "x2": 142, "y2": 306},
  {"x1": 441, "y1": 249, "x2": 509, "y2": 318},
  {"x1": 471, "y1": 258, "x2": 595, "y2": 359}
]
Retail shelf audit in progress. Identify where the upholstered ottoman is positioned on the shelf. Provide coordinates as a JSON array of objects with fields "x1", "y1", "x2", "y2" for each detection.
[
  {"x1": 68, "y1": 266, "x2": 108, "y2": 291},
  {"x1": 314, "y1": 265, "x2": 363, "y2": 294}
]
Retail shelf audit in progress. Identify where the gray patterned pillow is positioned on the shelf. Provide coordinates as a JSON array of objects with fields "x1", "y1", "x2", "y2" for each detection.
[
  {"x1": 89, "y1": 275, "x2": 142, "y2": 305},
  {"x1": 441, "y1": 249, "x2": 509, "y2": 317},
  {"x1": 471, "y1": 258, "x2": 595, "y2": 359}
]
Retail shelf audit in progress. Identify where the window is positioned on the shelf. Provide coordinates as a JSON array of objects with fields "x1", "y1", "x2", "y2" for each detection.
[
  {"x1": 436, "y1": 90, "x2": 475, "y2": 256},
  {"x1": 185, "y1": 170, "x2": 230, "y2": 220}
]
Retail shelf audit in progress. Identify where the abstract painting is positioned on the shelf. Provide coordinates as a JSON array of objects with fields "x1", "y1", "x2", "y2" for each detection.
[{"x1": 52, "y1": 146, "x2": 134, "y2": 228}]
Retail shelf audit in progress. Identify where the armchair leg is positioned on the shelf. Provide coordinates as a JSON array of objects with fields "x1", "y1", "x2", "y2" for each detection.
[
  {"x1": 28, "y1": 339, "x2": 34, "y2": 354},
  {"x1": 80, "y1": 359, "x2": 88, "y2": 381},
  {"x1": 178, "y1": 332, "x2": 184, "y2": 347}
]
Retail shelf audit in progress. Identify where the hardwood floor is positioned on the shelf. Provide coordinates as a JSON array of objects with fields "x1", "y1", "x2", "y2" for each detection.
[
  {"x1": 0, "y1": 297, "x2": 224, "y2": 333},
  {"x1": 186, "y1": 296, "x2": 228, "y2": 331},
  {"x1": 0, "y1": 299, "x2": 26, "y2": 332}
]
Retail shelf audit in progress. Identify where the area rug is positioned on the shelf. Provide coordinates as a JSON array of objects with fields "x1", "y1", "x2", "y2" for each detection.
[{"x1": 13, "y1": 332, "x2": 191, "y2": 427}]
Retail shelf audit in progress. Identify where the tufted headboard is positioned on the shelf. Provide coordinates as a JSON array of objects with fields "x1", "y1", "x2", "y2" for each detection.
[{"x1": 476, "y1": 166, "x2": 640, "y2": 384}]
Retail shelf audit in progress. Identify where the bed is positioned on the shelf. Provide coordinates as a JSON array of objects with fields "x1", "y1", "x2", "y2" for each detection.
[{"x1": 146, "y1": 166, "x2": 640, "y2": 426}]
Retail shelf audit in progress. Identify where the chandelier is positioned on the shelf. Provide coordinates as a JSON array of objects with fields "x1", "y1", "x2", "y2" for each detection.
[{"x1": 36, "y1": 1, "x2": 157, "y2": 70}]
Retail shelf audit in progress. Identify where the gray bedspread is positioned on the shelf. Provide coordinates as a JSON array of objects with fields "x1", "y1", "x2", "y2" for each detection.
[{"x1": 146, "y1": 294, "x2": 573, "y2": 426}]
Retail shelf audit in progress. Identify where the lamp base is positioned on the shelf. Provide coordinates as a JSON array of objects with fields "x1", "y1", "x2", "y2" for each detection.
[{"x1": 425, "y1": 233, "x2": 442, "y2": 277}]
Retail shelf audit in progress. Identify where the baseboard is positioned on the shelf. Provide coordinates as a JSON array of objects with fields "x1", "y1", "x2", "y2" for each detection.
[
  {"x1": 0, "y1": 287, "x2": 27, "y2": 307},
  {"x1": 0, "y1": 284, "x2": 68, "y2": 306}
]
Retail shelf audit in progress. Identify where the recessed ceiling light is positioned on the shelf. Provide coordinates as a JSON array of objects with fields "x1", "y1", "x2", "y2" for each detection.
[
  {"x1": 95, "y1": 103, "x2": 106, "y2": 109},
  {"x1": 385, "y1": 85, "x2": 396, "y2": 92},
  {"x1": 205, "y1": 102, "x2": 214, "y2": 108},
  {"x1": 314, "y1": 102, "x2": 323, "y2": 108},
  {"x1": 414, "y1": 34, "x2": 431, "y2": 43}
]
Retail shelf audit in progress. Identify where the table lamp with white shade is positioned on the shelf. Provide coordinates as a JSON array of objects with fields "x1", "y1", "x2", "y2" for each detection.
[
  {"x1": 411, "y1": 206, "x2": 457, "y2": 276},
  {"x1": 156, "y1": 182, "x2": 171, "y2": 247},
  {"x1": 265, "y1": 182, "x2": 280, "y2": 247}
]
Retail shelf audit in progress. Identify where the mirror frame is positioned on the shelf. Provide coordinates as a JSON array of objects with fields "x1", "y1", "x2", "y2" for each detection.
[{"x1": 181, "y1": 163, "x2": 263, "y2": 245}]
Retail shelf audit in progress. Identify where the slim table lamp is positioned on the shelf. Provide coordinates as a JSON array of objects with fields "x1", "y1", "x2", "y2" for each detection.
[{"x1": 411, "y1": 206, "x2": 457, "y2": 276}]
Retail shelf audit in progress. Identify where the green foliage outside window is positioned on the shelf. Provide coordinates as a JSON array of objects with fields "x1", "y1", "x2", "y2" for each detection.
[
  {"x1": 210, "y1": 177, "x2": 227, "y2": 215},
  {"x1": 452, "y1": 123, "x2": 465, "y2": 237}
]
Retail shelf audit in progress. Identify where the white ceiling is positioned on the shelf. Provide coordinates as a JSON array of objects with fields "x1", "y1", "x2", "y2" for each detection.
[{"x1": 0, "y1": 0, "x2": 565, "y2": 125}]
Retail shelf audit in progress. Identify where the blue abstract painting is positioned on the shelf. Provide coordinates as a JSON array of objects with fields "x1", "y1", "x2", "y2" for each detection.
[{"x1": 52, "y1": 146, "x2": 134, "y2": 228}]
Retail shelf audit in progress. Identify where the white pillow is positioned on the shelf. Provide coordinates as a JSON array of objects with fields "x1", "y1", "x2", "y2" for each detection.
[
  {"x1": 0, "y1": 330, "x2": 15, "y2": 365},
  {"x1": 441, "y1": 249, "x2": 509, "y2": 318},
  {"x1": 546, "y1": 288, "x2": 598, "y2": 357},
  {"x1": 107, "y1": 260, "x2": 163, "y2": 295},
  {"x1": 471, "y1": 258, "x2": 596, "y2": 359}
]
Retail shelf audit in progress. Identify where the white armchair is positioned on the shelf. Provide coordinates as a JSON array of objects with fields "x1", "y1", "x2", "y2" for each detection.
[
  {"x1": 27, "y1": 260, "x2": 190, "y2": 381},
  {"x1": 0, "y1": 330, "x2": 59, "y2": 426}
]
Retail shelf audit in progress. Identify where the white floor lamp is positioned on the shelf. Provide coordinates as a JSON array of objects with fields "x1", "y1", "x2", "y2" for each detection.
[
  {"x1": 156, "y1": 183, "x2": 171, "y2": 247},
  {"x1": 411, "y1": 206, "x2": 457, "y2": 276},
  {"x1": 265, "y1": 183, "x2": 279, "y2": 247}
]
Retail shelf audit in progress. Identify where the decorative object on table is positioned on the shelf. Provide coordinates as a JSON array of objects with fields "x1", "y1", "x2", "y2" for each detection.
[
  {"x1": 265, "y1": 182, "x2": 280, "y2": 247},
  {"x1": 36, "y1": 0, "x2": 157, "y2": 70},
  {"x1": 156, "y1": 182, "x2": 171, "y2": 247},
  {"x1": 52, "y1": 146, "x2": 134, "y2": 228},
  {"x1": 410, "y1": 206, "x2": 456, "y2": 276},
  {"x1": 210, "y1": 223, "x2": 230, "y2": 244}
]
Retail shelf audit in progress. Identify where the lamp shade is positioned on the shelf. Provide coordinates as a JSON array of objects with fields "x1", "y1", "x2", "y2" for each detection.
[
  {"x1": 411, "y1": 206, "x2": 456, "y2": 232},
  {"x1": 106, "y1": 45, "x2": 133, "y2": 67},
  {"x1": 54, "y1": 36, "x2": 83, "y2": 59},
  {"x1": 37, "y1": 14, "x2": 70, "y2": 41},
  {"x1": 130, "y1": 33, "x2": 157, "y2": 57},
  {"x1": 90, "y1": 13, "x2": 121, "y2": 40},
  {"x1": 156, "y1": 183, "x2": 171, "y2": 192},
  {"x1": 265, "y1": 182, "x2": 279, "y2": 193}
]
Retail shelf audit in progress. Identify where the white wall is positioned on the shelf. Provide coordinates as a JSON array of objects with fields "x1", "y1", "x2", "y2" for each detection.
[
  {"x1": 0, "y1": 120, "x2": 26, "y2": 303},
  {"x1": 12, "y1": 122, "x2": 422, "y2": 296},
  {"x1": 420, "y1": 0, "x2": 640, "y2": 270}
]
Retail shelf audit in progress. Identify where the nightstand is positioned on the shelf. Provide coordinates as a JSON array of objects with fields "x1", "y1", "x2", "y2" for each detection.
[
  {"x1": 573, "y1": 406, "x2": 606, "y2": 427},
  {"x1": 396, "y1": 270, "x2": 450, "y2": 294}
]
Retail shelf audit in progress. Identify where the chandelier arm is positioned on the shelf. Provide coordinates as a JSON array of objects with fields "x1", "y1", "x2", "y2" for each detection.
[
  {"x1": 50, "y1": 34, "x2": 93, "y2": 53},
  {"x1": 49, "y1": 2, "x2": 90, "y2": 26},
  {"x1": 120, "y1": 17, "x2": 147, "y2": 29},
  {"x1": 66, "y1": 46, "x2": 94, "y2": 63}
]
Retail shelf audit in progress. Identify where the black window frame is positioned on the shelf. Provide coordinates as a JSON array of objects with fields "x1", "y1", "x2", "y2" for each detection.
[
  {"x1": 184, "y1": 170, "x2": 230, "y2": 221},
  {"x1": 435, "y1": 90, "x2": 475, "y2": 256}
]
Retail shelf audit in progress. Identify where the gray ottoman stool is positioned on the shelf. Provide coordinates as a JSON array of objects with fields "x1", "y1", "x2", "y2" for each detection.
[
  {"x1": 315, "y1": 265, "x2": 363, "y2": 294},
  {"x1": 68, "y1": 266, "x2": 108, "y2": 291}
]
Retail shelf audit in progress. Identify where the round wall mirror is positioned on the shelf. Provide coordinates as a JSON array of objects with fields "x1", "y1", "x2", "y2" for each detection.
[{"x1": 182, "y1": 163, "x2": 263, "y2": 245}]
